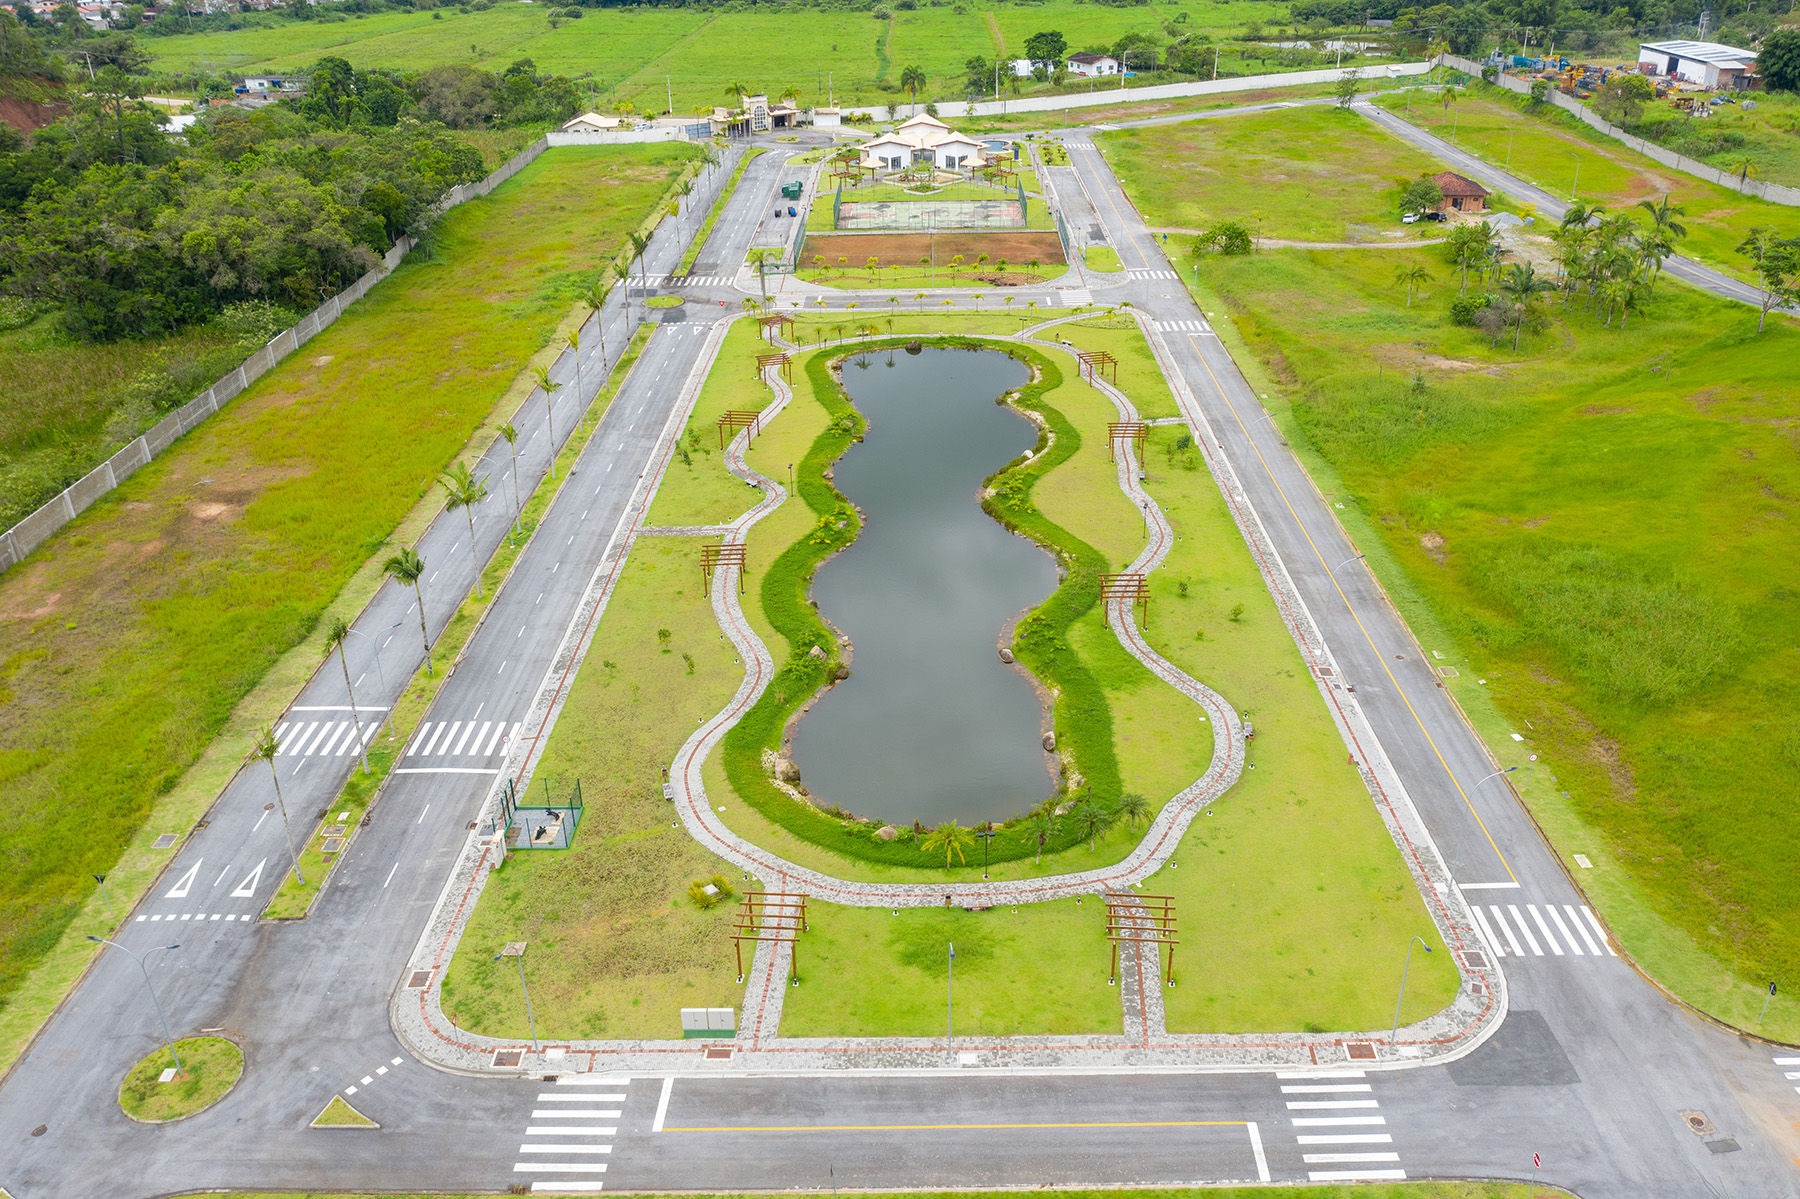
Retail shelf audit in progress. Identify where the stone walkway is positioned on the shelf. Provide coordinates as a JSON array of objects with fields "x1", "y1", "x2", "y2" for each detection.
[{"x1": 390, "y1": 316, "x2": 1501, "y2": 1079}]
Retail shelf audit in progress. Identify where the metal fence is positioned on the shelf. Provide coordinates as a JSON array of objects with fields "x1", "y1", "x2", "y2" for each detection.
[{"x1": 501, "y1": 775, "x2": 584, "y2": 851}]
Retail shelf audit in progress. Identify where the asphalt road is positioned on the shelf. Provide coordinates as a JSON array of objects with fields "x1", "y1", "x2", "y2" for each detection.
[{"x1": 1, "y1": 120, "x2": 1797, "y2": 1199}]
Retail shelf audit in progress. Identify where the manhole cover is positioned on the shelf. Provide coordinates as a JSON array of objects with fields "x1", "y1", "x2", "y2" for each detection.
[
  {"x1": 1706, "y1": 1138, "x2": 1741, "y2": 1154},
  {"x1": 492, "y1": 1049, "x2": 523, "y2": 1068},
  {"x1": 704, "y1": 1045, "x2": 734, "y2": 1060},
  {"x1": 1344, "y1": 1042, "x2": 1378, "y2": 1061},
  {"x1": 1459, "y1": 949, "x2": 1490, "y2": 971},
  {"x1": 321, "y1": 838, "x2": 345, "y2": 855},
  {"x1": 152, "y1": 834, "x2": 178, "y2": 849},
  {"x1": 1681, "y1": 1110, "x2": 1716, "y2": 1135},
  {"x1": 406, "y1": 970, "x2": 431, "y2": 989}
]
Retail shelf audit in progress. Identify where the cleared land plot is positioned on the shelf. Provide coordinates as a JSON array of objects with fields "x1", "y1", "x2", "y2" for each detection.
[
  {"x1": 1625, "y1": 89, "x2": 1800, "y2": 190},
  {"x1": 1170, "y1": 235, "x2": 1800, "y2": 1037},
  {"x1": 799, "y1": 230, "x2": 1066, "y2": 290},
  {"x1": 1372, "y1": 88, "x2": 1800, "y2": 283},
  {"x1": 0, "y1": 144, "x2": 695, "y2": 1018},
  {"x1": 779, "y1": 900, "x2": 1119, "y2": 1038},
  {"x1": 1100, "y1": 106, "x2": 1453, "y2": 243},
  {"x1": 443, "y1": 537, "x2": 747, "y2": 1041}
]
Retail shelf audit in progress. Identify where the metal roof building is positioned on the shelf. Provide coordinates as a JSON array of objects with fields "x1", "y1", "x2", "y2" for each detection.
[{"x1": 1637, "y1": 40, "x2": 1758, "y2": 89}]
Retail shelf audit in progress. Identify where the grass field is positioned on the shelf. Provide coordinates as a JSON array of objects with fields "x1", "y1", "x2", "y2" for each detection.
[
  {"x1": 1372, "y1": 87, "x2": 1800, "y2": 284},
  {"x1": 780, "y1": 900, "x2": 1119, "y2": 1037},
  {"x1": 0, "y1": 144, "x2": 695, "y2": 1030},
  {"x1": 1625, "y1": 90, "x2": 1800, "y2": 191},
  {"x1": 1100, "y1": 106, "x2": 1454, "y2": 243},
  {"x1": 442, "y1": 536, "x2": 747, "y2": 1042},
  {"x1": 1147, "y1": 231, "x2": 1800, "y2": 1037},
  {"x1": 141, "y1": 1, "x2": 1295, "y2": 114}
]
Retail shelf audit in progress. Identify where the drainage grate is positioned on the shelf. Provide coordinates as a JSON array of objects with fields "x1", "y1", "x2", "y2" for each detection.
[
  {"x1": 1706, "y1": 1138, "x2": 1740, "y2": 1154},
  {"x1": 704, "y1": 1045, "x2": 734, "y2": 1061},
  {"x1": 152, "y1": 834, "x2": 178, "y2": 849},
  {"x1": 1344, "y1": 1042, "x2": 1378, "y2": 1061},
  {"x1": 321, "y1": 838, "x2": 345, "y2": 855},
  {"x1": 492, "y1": 1049, "x2": 523, "y2": 1068},
  {"x1": 1459, "y1": 949, "x2": 1489, "y2": 971},
  {"x1": 406, "y1": 970, "x2": 432, "y2": 990}
]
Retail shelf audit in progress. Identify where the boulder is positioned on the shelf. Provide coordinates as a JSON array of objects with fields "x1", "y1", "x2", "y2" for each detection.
[
  {"x1": 998, "y1": 647, "x2": 1015, "y2": 664},
  {"x1": 773, "y1": 756, "x2": 802, "y2": 784},
  {"x1": 1042, "y1": 732, "x2": 1057, "y2": 752},
  {"x1": 808, "y1": 644, "x2": 826, "y2": 659},
  {"x1": 875, "y1": 825, "x2": 898, "y2": 842}
]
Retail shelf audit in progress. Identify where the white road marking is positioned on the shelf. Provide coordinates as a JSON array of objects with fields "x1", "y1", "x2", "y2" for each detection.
[
  {"x1": 1281, "y1": 1084, "x2": 1371, "y2": 1093},
  {"x1": 483, "y1": 723, "x2": 509, "y2": 755},
  {"x1": 1469, "y1": 905, "x2": 1505, "y2": 956},
  {"x1": 531, "y1": 1110, "x2": 623, "y2": 1119},
  {"x1": 284, "y1": 721, "x2": 318, "y2": 755},
  {"x1": 1304, "y1": 1153, "x2": 1401, "y2": 1164},
  {"x1": 452, "y1": 722, "x2": 480, "y2": 755},
  {"x1": 214, "y1": 865, "x2": 231, "y2": 888},
  {"x1": 418, "y1": 803, "x2": 430, "y2": 824},
  {"x1": 230, "y1": 860, "x2": 265, "y2": 898},
  {"x1": 1508, "y1": 905, "x2": 1543, "y2": 955},
  {"x1": 1291, "y1": 1117, "x2": 1387, "y2": 1127},
  {"x1": 165, "y1": 861, "x2": 201, "y2": 899},
  {"x1": 524, "y1": 1126, "x2": 617, "y2": 1136},
  {"x1": 1544, "y1": 904, "x2": 1583, "y2": 955},
  {"x1": 1246, "y1": 1120, "x2": 1269, "y2": 1182},
  {"x1": 499, "y1": 661, "x2": 508, "y2": 676},
  {"x1": 384, "y1": 862, "x2": 398, "y2": 888},
  {"x1": 421, "y1": 723, "x2": 449, "y2": 755},
  {"x1": 1286, "y1": 1100, "x2": 1380, "y2": 1110},
  {"x1": 1528, "y1": 905, "x2": 1564, "y2": 955},
  {"x1": 1579, "y1": 904, "x2": 1615, "y2": 954},
  {"x1": 1296, "y1": 1134, "x2": 1393, "y2": 1145},
  {"x1": 435, "y1": 722, "x2": 462, "y2": 755},
  {"x1": 1569, "y1": 905, "x2": 1607, "y2": 954},
  {"x1": 1487, "y1": 905, "x2": 1526, "y2": 956},
  {"x1": 252, "y1": 809, "x2": 269, "y2": 832}
]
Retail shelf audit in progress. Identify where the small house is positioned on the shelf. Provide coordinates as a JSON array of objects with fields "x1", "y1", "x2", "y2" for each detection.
[
  {"x1": 858, "y1": 113, "x2": 986, "y2": 172},
  {"x1": 560, "y1": 112, "x2": 624, "y2": 134},
  {"x1": 1431, "y1": 170, "x2": 1489, "y2": 214},
  {"x1": 1066, "y1": 52, "x2": 1121, "y2": 78}
]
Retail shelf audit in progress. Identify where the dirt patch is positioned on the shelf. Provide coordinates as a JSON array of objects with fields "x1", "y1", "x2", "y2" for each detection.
[
  {"x1": 1419, "y1": 530, "x2": 1446, "y2": 564},
  {"x1": 803, "y1": 230, "x2": 1065, "y2": 269},
  {"x1": 0, "y1": 562, "x2": 62, "y2": 622},
  {"x1": 1522, "y1": 516, "x2": 1549, "y2": 529},
  {"x1": 1588, "y1": 733, "x2": 1637, "y2": 803},
  {"x1": 1581, "y1": 404, "x2": 1635, "y2": 415},
  {"x1": 190, "y1": 502, "x2": 239, "y2": 523}
]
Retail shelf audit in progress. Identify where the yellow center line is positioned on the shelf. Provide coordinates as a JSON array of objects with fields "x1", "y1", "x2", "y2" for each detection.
[
  {"x1": 1182, "y1": 333, "x2": 1517, "y2": 885},
  {"x1": 1074, "y1": 143, "x2": 1151, "y2": 272},
  {"x1": 664, "y1": 1120, "x2": 1246, "y2": 1133}
]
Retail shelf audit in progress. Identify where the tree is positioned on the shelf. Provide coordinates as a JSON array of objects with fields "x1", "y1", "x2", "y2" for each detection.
[
  {"x1": 1025, "y1": 809, "x2": 1059, "y2": 865},
  {"x1": 1729, "y1": 158, "x2": 1759, "y2": 187},
  {"x1": 531, "y1": 364, "x2": 563, "y2": 478},
  {"x1": 1758, "y1": 27, "x2": 1800, "y2": 93},
  {"x1": 1334, "y1": 67, "x2": 1362, "y2": 108},
  {"x1": 899, "y1": 64, "x2": 927, "y2": 103},
  {"x1": 1116, "y1": 792, "x2": 1152, "y2": 829},
  {"x1": 1593, "y1": 73, "x2": 1653, "y2": 125},
  {"x1": 1496, "y1": 261, "x2": 1553, "y2": 349},
  {"x1": 920, "y1": 820, "x2": 976, "y2": 867},
  {"x1": 252, "y1": 726, "x2": 304, "y2": 885},
  {"x1": 323, "y1": 617, "x2": 372, "y2": 775},
  {"x1": 626, "y1": 229, "x2": 650, "y2": 304},
  {"x1": 383, "y1": 547, "x2": 432, "y2": 675},
  {"x1": 1194, "y1": 221, "x2": 1252, "y2": 256},
  {"x1": 438, "y1": 461, "x2": 491, "y2": 598},
  {"x1": 1736, "y1": 227, "x2": 1800, "y2": 333},
  {"x1": 1635, "y1": 194, "x2": 1685, "y2": 295},
  {"x1": 565, "y1": 327, "x2": 584, "y2": 432},
  {"x1": 964, "y1": 54, "x2": 991, "y2": 96},
  {"x1": 1395, "y1": 262, "x2": 1431, "y2": 308},
  {"x1": 498, "y1": 422, "x2": 522, "y2": 539},
  {"x1": 1024, "y1": 30, "x2": 1068, "y2": 72},
  {"x1": 1067, "y1": 796, "x2": 1113, "y2": 851},
  {"x1": 1443, "y1": 222, "x2": 1495, "y2": 294},
  {"x1": 1400, "y1": 175, "x2": 1443, "y2": 216}
]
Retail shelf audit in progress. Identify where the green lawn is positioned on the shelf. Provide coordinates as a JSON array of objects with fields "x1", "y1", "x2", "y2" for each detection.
[
  {"x1": 780, "y1": 900, "x2": 1120, "y2": 1037},
  {"x1": 1172, "y1": 239, "x2": 1800, "y2": 1039},
  {"x1": 442, "y1": 538, "x2": 747, "y2": 1042},
  {"x1": 1085, "y1": 245, "x2": 1124, "y2": 272},
  {"x1": 1372, "y1": 88, "x2": 1800, "y2": 284},
  {"x1": 1625, "y1": 89, "x2": 1800, "y2": 191},
  {"x1": 1100, "y1": 105, "x2": 1452, "y2": 243},
  {"x1": 0, "y1": 144, "x2": 695, "y2": 1041},
  {"x1": 142, "y1": 0, "x2": 1295, "y2": 114},
  {"x1": 118, "y1": 1036, "x2": 243, "y2": 1122}
]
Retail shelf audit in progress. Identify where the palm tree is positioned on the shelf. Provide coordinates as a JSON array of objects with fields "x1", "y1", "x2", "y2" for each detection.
[
  {"x1": 323, "y1": 616, "x2": 371, "y2": 775},
  {"x1": 1025, "y1": 809, "x2": 1059, "y2": 865},
  {"x1": 900, "y1": 64, "x2": 927, "y2": 105},
  {"x1": 383, "y1": 547, "x2": 432, "y2": 675},
  {"x1": 1116, "y1": 792, "x2": 1152, "y2": 829},
  {"x1": 1067, "y1": 795, "x2": 1114, "y2": 851},
  {"x1": 498, "y1": 422, "x2": 522, "y2": 540},
  {"x1": 438, "y1": 461, "x2": 491, "y2": 597},
  {"x1": 1395, "y1": 263, "x2": 1431, "y2": 308},
  {"x1": 1730, "y1": 157, "x2": 1758, "y2": 187},
  {"x1": 678, "y1": 177, "x2": 697, "y2": 238},
  {"x1": 627, "y1": 229, "x2": 651, "y2": 305},
  {"x1": 1497, "y1": 262, "x2": 1553, "y2": 350},
  {"x1": 531, "y1": 364, "x2": 563, "y2": 478},
  {"x1": 252, "y1": 726, "x2": 304, "y2": 885},
  {"x1": 564, "y1": 327, "x2": 585, "y2": 431},
  {"x1": 920, "y1": 819, "x2": 976, "y2": 867}
]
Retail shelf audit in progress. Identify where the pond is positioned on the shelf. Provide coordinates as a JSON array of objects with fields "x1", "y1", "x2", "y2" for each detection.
[{"x1": 791, "y1": 347, "x2": 1058, "y2": 827}]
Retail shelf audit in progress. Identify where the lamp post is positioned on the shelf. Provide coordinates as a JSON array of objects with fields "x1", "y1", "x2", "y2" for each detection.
[
  {"x1": 974, "y1": 824, "x2": 998, "y2": 880},
  {"x1": 946, "y1": 942, "x2": 956, "y2": 1061},
  {"x1": 1390, "y1": 934, "x2": 1433, "y2": 1046},
  {"x1": 344, "y1": 618, "x2": 405, "y2": 735},
  {"x1": 1331, "y1": 552, "x2": 1367, "y2": 574},
  {"x1": 1474, "y1": 765, "x2": 1518, "y2": 790},
  {"x1": 88, "y1": 937, "x2": 182, "y2": 1071},
  {"x1": 1568, "y1": 151, "x2": 1581, "y2": 200},
  {"x1": 495, "y1": 942, "x2": 539, "y2": 1054}
]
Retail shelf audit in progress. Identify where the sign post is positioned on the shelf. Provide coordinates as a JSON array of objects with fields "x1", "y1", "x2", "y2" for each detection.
[{"x1": 1759, "y1": 981, "x2": 1777, "y2": 1025}]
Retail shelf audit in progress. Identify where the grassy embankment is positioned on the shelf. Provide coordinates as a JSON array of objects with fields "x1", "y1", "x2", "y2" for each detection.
[
  {"x1": 1103, "y1": 108, "x2": 1800, "y2": 1038},
  {"x1": 0, "y1": 144, "x2": 697, "y2": 1067},
  {"x1": 1371, "y1": 87, "x2": 1800, "y2": 284},
  {"x1": 140, "y1": 0, "x2": 1300, "y2": 113},
  {"x1": 1624, "y1": 89, "x2": 1800, "y2": 190}
]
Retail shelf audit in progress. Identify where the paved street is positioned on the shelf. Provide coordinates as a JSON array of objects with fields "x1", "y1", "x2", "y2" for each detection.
[{"x1": 0, "y1": 110, "x2": 1797, "y2": 1199}]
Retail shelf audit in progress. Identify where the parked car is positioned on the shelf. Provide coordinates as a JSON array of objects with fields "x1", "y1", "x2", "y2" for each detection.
[
  {"x1": 788, "y1": 206, "x2": 797, "y2": 217},
  {"x1": 1424, "y1": 211, "x2": 1447, "y2": 222},
  {"x1": 774, "y1": 207, "x2": 783, "y2": 217},
  {"x1": 1401, "y1": 211, "x2": 1421, "y2": 224}
]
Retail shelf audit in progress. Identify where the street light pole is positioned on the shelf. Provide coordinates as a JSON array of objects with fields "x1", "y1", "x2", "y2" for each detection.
[
  {"x1": 946, "y1": 942, "x2": 955, "y2": 1061},
  {"x1": 495, "y1": 942, "x2": 539, "y2": 1054},
  {"x1": 975, "y1": 825, "x2": 998, "y2": 880},
  {"x1": 345, "y1": 618, "x2": 405, "y2": 736},
  {"x1": 1331, "y1": 552, "x2": 1367, "y2": 574},
  {"x1": 1474, "y1": 765, "x2": 1519, "y2": 790},
  {"x1": 88, "y1": 937, "x2": 182, "y2": 1071},
  {"x1": 1390, "y1": 934, "x2": 1433, "y2": 1045},
  {"x1": 1569, "y1": 152, "x2": 1581, "y2": 200}
]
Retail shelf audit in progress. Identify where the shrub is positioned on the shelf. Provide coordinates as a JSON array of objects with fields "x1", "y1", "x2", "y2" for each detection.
[{"x1": 1449, "y1": 293, "x2": 1491, "y2": 325}]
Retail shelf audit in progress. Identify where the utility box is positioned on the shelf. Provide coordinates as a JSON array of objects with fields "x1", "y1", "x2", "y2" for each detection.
[
  {"x1": 680, "y1": 1007, "x2": 738, "y2": 1038},
  {"x1": 780, "y1": 181, "x2": 803, "y2": 200}
]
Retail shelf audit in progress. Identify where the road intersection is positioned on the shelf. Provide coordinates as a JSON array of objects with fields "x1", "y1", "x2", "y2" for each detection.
[{"x1": 0, "y1": 109, "x2": 1796, "y2": 1199}]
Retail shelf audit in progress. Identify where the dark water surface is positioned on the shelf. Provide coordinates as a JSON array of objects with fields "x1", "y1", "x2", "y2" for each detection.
[{"x1": 791, "y1": 348, "x2": 1058, "y2": 825}]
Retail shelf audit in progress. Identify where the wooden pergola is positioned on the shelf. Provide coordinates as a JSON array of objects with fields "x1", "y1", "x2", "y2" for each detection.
[
  {"x1": 1077, "y1": 348, "x2": 1118, "y2": 384},
  {"x1": 731, "y1": 890, "x2": 809, "y2": 984},
  {"x1": 1104, "y1": 891, "x2": 1177, "y2": 987},
  {"x1": 700, "y1": 542, "x2": 747, "y2": 597},
  {"x1": 1106, "y1": 420, "x2": 1148, "y2": 465},
  {"x1": 756, "y1": 351, "x2": 792, "y2": 382},
  {"x1": 757, "y1": 314, "x2": 796, "y2": 343},
  {"x1": 717, "y1": 409, "x2": 761, "y2": 450},
  {"x1": 1099, "y1": 572, "x2": 1150, "y2": 628}
]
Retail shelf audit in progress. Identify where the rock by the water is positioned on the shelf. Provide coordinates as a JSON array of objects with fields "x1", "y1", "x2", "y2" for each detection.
[
  {"x1": 808, "y1": 644, "x2": 826, "y2": 659},
  {"x1": 1042, "y1": 732, "x2": 1057, "y2": 752},
  {"x1": 875, "y1": 825, "x2": 898, "y2": 842},
  {"x1": 773, "y1": 756, "x2": 802, "y2": 784},
  {"x1": 998, "y1": 647, "x2": 1015, "y2": 664}
]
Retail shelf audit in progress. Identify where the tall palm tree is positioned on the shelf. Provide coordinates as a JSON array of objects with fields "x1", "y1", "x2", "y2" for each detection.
[
  {"x1": 531, "y1": 364, "x2": 563, "y2": 479},
  {"x1": 920, "y1": 820, "x2": 976, "y2": 867},
  {"x1": 1067, "y1": 795, "x2": 1114, "y2": 851},
  {"x1": 678, "y1": 177, "x2": 697, "y2": 239},
  {"x1": 1395, "y1": 263, "x2": 1431, "y2": 308},
  {"x1": 498, "y1": 422, "x2": 522, "y2": 541},
  {"x1": 1497, "y1": 262, "x2": 1553, "y2": 350},
  {"x1": 252, "y1": 726, "x2": 304, "y2": 884},
  {"x1": 627, "y1": 229, "x2": 651, "y2": 303},
  {"x1": 438, "y1": 461, "x2": 491, "y2": 597},
  {"x1": 383, "y1": 547, "x2": 432, "y2": 675},
  {"x1": 323, "y1": 617, "x2": 371, "y2": 775},
  {"x1": 579, "y1": 276, "x2": 611, "y2": 384},
  {"x1": 899, "y1": 64, "x2": 927, "y2": 105},
  {"x1": 1730, "y1": 157, "x2": 1758, "y2": 187},
  {"x1": 1116, "y1": 792, "x2": 1152, "y2": 829},
  {"x1": 1025, "y1": 809, "x2": 1059, "y2": 865},
  {"x1": 565, "y1": 327, "x2": 584, "y2": 433}
]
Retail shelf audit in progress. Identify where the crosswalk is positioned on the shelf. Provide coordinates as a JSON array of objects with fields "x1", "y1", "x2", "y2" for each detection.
[
  {"x1": 665, "y1": 274, "x2": 735, "y2": 288},
  {"x1": 1129, "y1": 268, "x2": 1180, "y2": 280},
  {"x1": 273, "y1": 717, "x2": 380, "y2": 759},
  {"x1": 403, "y1": 718, "x2": 519, "y2": 762},
  {"x1": 1155, "y1": 318, "x2": 1212, "y2": 334},
  {"x1": 512, "y1": 1074, "x2": 631, "y2": 1193},
  {"x1": 1279, "y1": 1071, "x2": 1405, "y2": 1182},
  {"x1": 1773, "y1": 1054, "x2": 1800, "y2": 1098},
  {"x1": 1465, "y1": 899, "x2": 1616, "y2": 960}
]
